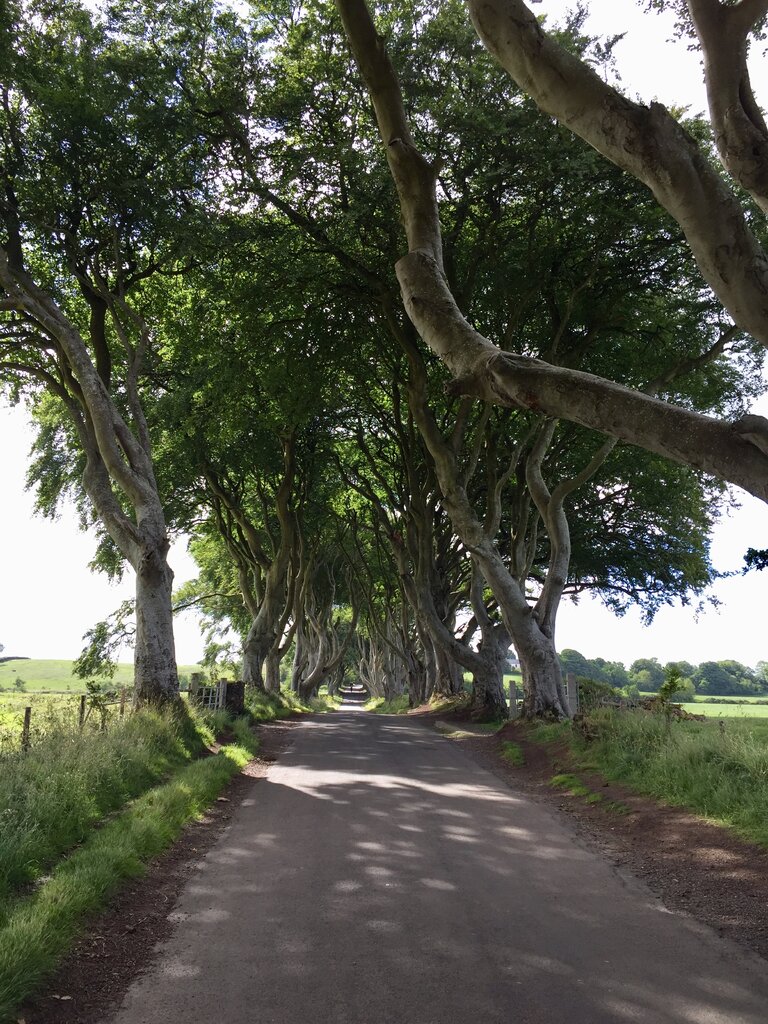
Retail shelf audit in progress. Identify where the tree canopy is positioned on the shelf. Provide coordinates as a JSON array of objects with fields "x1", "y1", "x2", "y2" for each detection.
[{"x1": 1, "y1": 0, "x2": 766, "y2": 716}]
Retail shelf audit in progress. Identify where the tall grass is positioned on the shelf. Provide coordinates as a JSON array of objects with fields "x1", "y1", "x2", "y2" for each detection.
[
  {"x1": 0, "y1": 706, "x2": 215, "y2": 905},
  {"x1": 579, "y1": 709, "x2": 768, "y2": 846},
  {"x1": 0, "y1": 736, "x2": 256, "y2": 1022}
]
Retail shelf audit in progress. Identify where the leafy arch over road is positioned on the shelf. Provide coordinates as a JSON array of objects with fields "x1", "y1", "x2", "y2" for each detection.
[{"x1": 0, "y1": 0, "x2": 765, "y2": 715}]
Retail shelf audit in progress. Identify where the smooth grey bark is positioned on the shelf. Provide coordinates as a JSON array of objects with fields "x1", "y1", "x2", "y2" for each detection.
[
  {"x1": 467, "y1": 562, "x2": 510, "y2": 720},
  {"x1": 433, "y1": 643, "x2": 465, "y2": 697},
  {"x1": 291, "y1": 617, "x2": 309, "y2": 693},
  {"x1": 264, "y1": 649, "x2": 282, "y2": 692},
  {"x1": 134, "y1": 540, "x2": 178, "y2": 703},
  {"x1": 414, "y1": 617, "x2": 436, "y2": 705},
  {"x1": 686, "y1": 0, "x2": 768, "y2": 214}
]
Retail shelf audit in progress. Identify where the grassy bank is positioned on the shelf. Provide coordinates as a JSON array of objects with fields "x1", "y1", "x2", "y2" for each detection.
[
  {"x1": 365, "y1": 693, "x2": 472, "y2": 715},
  {"x1": 0, "y1": 722, "x2": 258, "y2": 1022},
  {"x1": 0, "y1": 687, "x2": 310, "y2": 904},
  {"x1": 0, "y1": 706, "x2": 220, "y2": 904},
  {"x1": 0, "y1": 689, "x2": 315, "y2": 1020},
  {"x1": 366, "y1": 694, "x2": 411, "y2": 714},
  {"x1": 536, "y1": 709, "x2": 768, "y2": 847}
]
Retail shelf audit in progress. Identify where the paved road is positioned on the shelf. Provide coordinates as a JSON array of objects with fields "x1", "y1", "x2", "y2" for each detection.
[{"x1": 108, "y1": 710, "x2": 768, "y2": 1024}]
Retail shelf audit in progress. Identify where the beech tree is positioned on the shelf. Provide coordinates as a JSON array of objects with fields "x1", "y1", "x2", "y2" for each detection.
[
  {"x1": 0, "y1": 3, "x2": 212, "y2": 702},
  {"x1": 158, "y1": 0, "x2": 753, "y2": 715},
  {"x1": 4, "y1": 0, "x2": 760, "y2": 716},
  {"x1": 268, "y1": 0, "x2": 746, "y2": 714}
]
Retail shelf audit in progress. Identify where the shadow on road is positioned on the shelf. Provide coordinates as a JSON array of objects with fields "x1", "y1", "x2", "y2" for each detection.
[{"x1": 110, "y1": 711, "x2": 768, "y2": 1024}]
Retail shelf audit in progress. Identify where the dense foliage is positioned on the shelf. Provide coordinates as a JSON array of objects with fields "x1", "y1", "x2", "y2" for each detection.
[{"x1": 1, "y1": 0, "x2": 766, "y2": 717}]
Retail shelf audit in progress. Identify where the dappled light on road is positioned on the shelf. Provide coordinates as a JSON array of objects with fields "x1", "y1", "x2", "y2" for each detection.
[{"x1": 107, "y1": 712, "x2": 768, "y2": 1024}]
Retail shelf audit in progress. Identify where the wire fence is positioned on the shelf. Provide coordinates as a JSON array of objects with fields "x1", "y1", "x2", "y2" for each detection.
[
  {"x1": 0, "y1": 689, "x2": 131, "y2": 756},
  {"x1": 0, "y1": 675, "x2": 242, "y2": 756}
]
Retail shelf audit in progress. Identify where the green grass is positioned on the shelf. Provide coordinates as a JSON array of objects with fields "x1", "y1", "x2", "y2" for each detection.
[
  {"x1": 550, "y1": 772, "x2": 593, "y2": 799},
  {"x1": 0, "y1": 727, "x2": 257, "y2": 1022},
  {"x1": 568, "y1": 709, "x2": 768, "y2": 846},
  {"x1": 0, "y1": 706, "x2": 221, "y2": 905},
  {"x1": 365, "y1": 694, "x2": 411, "y2": 714},
  {"x1": 527, "y1": 720, "x2": 570, "y2": 745},
  {"x1": 0, "y1": 679, "x2": 313, "y2": 1019},
  {"x1": 244, "y1": 688, "x2": 340, "y2": 720},
  {"x1": 680, "y1": 701, "x2": 768, "y2": 718},
  {"x1": 501, "y1": 740, "x2": 524, "y2": 766},
  {"x1": 0, "y1": 659, "x2": 202, "y2": 694}
]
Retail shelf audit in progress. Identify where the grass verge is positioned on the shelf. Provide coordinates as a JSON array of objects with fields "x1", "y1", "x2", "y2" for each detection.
[
  {"x1": 524, "y1": 708, "x2": 768, "y2": 846},
  {"x1": 501, "y1": 740, "x2": 525, "y2": 766},
  {"x1": 581, "y1": 709, "x2": 768, "y2": 845},
  {"x1": 245, "y1": 688, "x2": 340, "y2": 720},
  {"x1": 0, "y1": 725, "x2": 257, "y2": 1022},
  {"x1": 0, "y1": 706, "x2": 219, "y2": 904},
  {"x1": 365, "y1": 694, "x2": 411, "y2": 714}
]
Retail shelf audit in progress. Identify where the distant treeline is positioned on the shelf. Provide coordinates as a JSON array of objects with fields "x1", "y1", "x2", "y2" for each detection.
[{"x1": 559, "y1": 650, "x2": 768, "y2": 698}]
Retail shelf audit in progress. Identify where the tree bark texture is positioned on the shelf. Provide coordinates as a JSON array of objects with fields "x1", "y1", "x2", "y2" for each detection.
[{"x1": 0, "y1": 253, "x2": 179, "y2": 705}]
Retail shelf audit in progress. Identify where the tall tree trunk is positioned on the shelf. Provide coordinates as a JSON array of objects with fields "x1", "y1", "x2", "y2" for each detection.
[
  {"x1": 433, "y1": 643, "x2": 464, "y2": 696},
  {"x1": 242, "y1": 640, "x2": 266, "y2": 689},
  {"x1": 264, "y1": 648, "x2": 282, "y2": 692},
  {"x1": 470, "y1": 654, "x2": 508, "y2": 722},
  {"x1": 514, "y1": 616, "x2": 569, "y2": 719},
  {"x1": 133, "y1": 534, "x2": 178, "y2": 705},
  {"x1": 291, "y1": 622, "x2": 307, "y2": 693}
]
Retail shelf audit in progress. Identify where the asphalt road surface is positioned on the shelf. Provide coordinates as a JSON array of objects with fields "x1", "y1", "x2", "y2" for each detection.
[{"x1": 107, "y1": 709, "x2": 768, "y2": 1024}]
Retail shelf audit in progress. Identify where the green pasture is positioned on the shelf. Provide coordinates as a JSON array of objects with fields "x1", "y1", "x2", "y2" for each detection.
[
  {"x1": 0, "y1": 658, "x2": 202, "y2": 693},
  {"x1": 681, "y1": 701, "x2": 768, "y2": 719}
]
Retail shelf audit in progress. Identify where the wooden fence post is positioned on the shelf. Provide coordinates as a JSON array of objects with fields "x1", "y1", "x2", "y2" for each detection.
[
  {"x1": 566, "y1": 672, "x2": 580, "y2": 715},
  {"x1": 79, "y1": 694, "x2": 87, "y2": 729},
  {"x1": 21, "y1": 706, "x2": 32, "y2": 751},
  {"x1": 218, "y1": 678, "x2": 229, "y2": 710},
  {"x1": 119, "y1": 688, "x2": 127, "y2": 718}
]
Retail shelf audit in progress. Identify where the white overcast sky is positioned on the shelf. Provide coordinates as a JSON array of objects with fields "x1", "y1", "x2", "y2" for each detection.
[{"x1": 1, "y1": 0, "x2": 767, "y2": 667}]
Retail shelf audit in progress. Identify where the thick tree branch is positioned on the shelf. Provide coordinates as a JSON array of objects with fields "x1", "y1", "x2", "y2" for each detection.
[
  {"x1": 687, "y1": 0, "x2": 768, "y2": 212},
  {"x1": 337, "y1": 0, "x2": 768, "y2": 503},
  {"x1": 464, "y1": 0, "x2": 768, "y2": 336}
]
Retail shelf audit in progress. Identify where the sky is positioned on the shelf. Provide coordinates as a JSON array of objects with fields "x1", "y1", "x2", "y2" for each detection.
[{"x1": 1, "y1": 0, "x2": 767, "y2": 669}]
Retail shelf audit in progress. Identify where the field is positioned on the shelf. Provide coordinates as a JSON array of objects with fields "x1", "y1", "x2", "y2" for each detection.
[
  {"x1": 0, "y1": 658, "x2": 202, "y2": 693},
  {"x1": 0, "y1": 660, "x2": 202, "y2": 752},
  {"x1": 682, "y1": 701, "x2": 768, "y2": 718}
]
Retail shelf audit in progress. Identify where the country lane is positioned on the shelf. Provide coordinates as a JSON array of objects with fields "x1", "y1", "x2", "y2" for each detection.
[{"x1": 106, "y1": 709, "x2": 768, "y2": 1024}]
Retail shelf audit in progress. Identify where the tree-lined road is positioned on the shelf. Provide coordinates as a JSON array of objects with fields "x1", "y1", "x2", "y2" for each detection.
[{"x1": 107, "y1": 712, "x2": 768, "y2": 1024}]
